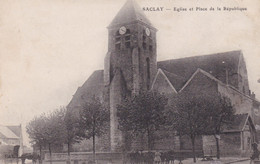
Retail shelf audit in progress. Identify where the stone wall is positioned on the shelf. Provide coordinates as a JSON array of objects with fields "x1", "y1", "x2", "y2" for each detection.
[
  {"x1": 241, "y1": 131, "x2": 252, "y2": 156},
  {"x1": 203, "y1": 133, "x2": 241, "y2": 157},
  {"x1": 218, "y1": 83, "x2": 253, "y2": 115},
  {"x1": 237, "y1": 54, "x2": 250, "y2": 95},
  {"x1": 129, "y1": 130, "x2": 179, "y2": 151},
  {"x1": 154, "y1": 130, "x2": 177, "y2": 150},
  {"x1": 179, "y1": 135, "x2": 203, "y2": 151}
]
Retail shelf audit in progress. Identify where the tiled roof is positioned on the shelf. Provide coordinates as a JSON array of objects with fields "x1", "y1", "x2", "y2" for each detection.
[
  {"x1": 221, "y1": 113, "x2": 250, "y2": 133},
  {"x1": 67, "y1": 70, "x2": 104, "y2": 109},
  {"x1": 0, "y1": 125, "x2": 20, "y2": 139},
  {"x1": 108, "y1": 0, "x2": 152, "y2": 28},
  {"x1": 158, "y1": 50, "x2": 242, "y2": 91},
  {"x1": 7, "y1": 126, "x2": 21, "y2": 137},
  {"x1": 160, "y1": 69, "x2": 185, "y2": 92}
]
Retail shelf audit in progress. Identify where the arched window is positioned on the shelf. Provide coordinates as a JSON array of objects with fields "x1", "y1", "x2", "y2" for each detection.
[
  {"x1": 116, "y1": 30, "x2": 120, "y2": 36},
  {"x1": 146, "y1": 58, "x2": 150, "y2": 89},
  {"x1": 115, "y1": 31, "x2": 121, "y2": 51}
]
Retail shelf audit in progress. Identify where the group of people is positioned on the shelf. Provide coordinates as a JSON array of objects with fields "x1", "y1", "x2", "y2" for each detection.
[
  {"x1": 128, "y1": 150, "x2": 175, "y2": 164},
  {"x1": 130, "y1": 143, "x2": 259, "y2": 164}
]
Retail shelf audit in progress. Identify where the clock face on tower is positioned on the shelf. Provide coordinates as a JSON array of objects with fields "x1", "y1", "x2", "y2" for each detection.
[
  {"x1": 119, "y1": 26, "x2": 127, "y2": 35},
  {"x1": 145, "y1": 27, "x2": 150, "y2": 36}
]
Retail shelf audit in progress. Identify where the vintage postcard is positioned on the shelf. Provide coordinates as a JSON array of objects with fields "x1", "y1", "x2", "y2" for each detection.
[{"x1": 0, "y1": 0, "x2": 260, "y2": 163}]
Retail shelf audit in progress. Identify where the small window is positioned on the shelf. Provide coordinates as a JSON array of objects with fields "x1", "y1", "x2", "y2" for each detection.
[
  {"x1": 143, "y1": 42, "x2": 147, "y2": 50},
  {"x1": 115, "y1": 43, "x2": 120, "y2": 50},
  {"x1": 125, "y1": 35, "x2": 130, "y2": 41},
  {"x1": 143, "y1": 35, "x2": 146, "y2": 41},
  {"x1": 149, "y1": 45, "x2": 153, "y2": 51},
  {"x1": 125, "y1": 42, "x2": 130, "y2": 48},
  {"x1": 146, "y1": 58, "x2": 150, "y2": 89},
  {"x1": 115, "y1": 37, "x2": 120, "y2": 42},
  {"x1": 149, "y1": 38, "x2": 152, "y2": 43}
]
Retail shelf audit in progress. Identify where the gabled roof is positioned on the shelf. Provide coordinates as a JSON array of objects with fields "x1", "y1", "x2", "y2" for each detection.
[
  {"x1": 7, "y1": 126, "x2": 21, "y2": 137},
  {"x1": 222, "y1": 113, "x2": 253, "y2": 133},
  {"x1": 179, "y1": 68, "x2": 223, "y2": 93},
  {"x1": 158, "y1": 50, "x2": 242, "y2": 91},
  {"x1": 160, "y1": 69, "x2": 185, "y2": 92},
  {"x1": 67, "y1": 70, "x2": 104, "y2": 109},
  {"x1": 151, "y1": 69, "x2": 177, "y2": 93},
  {"x1": 0, "y1": 125, "x2": 20, "y2": 139},
  {"x1": 108, "y1": 0, "x2": 152, "y2": 28}
]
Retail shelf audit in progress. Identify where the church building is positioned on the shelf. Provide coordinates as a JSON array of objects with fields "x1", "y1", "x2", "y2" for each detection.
[{"x1": 67, "y1": 0, "x2": 260, "y2": 156}]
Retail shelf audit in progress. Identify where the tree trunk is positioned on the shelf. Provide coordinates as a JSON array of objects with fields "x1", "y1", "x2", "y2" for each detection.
[
  {"x1": 67, "y1": 142, "x2": 71, "y2": 164},
  {"x1": 122, "y1": 132, "x2": 128, "y2": 164},
  {"x1": 39, "y1": 145, "x2": 42, "y2": 164},
  {"x1": 191, "y1": 136, "x2": 196, "y2": 163},
  {"x1": 49, "y1": 143, "x2": 52, "y2": 164},
  {"x1": 215, "y1": 135, "x2": 220, "y2": 159},
  {"x1": 68, "y1": 142, "x2": 71, "y2": 156},
  {"x1": 147, "y1": 128, "x2": 153, "y2": 151},
  {"x1": 93, "y1": 125, "x2": 96, "y2": 164}
]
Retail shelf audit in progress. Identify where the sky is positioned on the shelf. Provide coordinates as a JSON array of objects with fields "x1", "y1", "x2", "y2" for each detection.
[{"x1": 0, "y1": 0, "x2": 260, "y2": 146}]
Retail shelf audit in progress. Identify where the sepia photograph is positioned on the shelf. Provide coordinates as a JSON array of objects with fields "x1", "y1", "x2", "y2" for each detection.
[{"x1": 0, "y1": 0, "x2": 260, "y2": 163}]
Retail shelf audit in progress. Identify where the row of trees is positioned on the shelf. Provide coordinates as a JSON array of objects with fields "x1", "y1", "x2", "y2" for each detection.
[
  {"x1": 117, "y1": 91, "x2": 235, "y2": 163},
  {"x1": 26, "y1": 97, "x2": 109, "y2": 163},
  {"x1": 27, "y1": 90, "x2": 234, "y2": 163}
]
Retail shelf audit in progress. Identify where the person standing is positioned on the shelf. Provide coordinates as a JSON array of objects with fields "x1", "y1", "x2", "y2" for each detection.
[
  {"x1": 154, "y1": 151, "x2": 161, "y2": 164},
  {"x1": 250, "y1": 143, "x2": 260, "y2": 164}
]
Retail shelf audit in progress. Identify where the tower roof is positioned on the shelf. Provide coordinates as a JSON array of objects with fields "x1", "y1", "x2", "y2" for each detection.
[{"x1": 108, "y1": 0, "x2": 152, "y2": 28}]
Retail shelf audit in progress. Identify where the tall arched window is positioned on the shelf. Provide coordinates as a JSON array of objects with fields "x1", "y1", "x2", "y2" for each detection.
[{"x1": 146, "y1": 58, "x2": 150, "y2": 89}]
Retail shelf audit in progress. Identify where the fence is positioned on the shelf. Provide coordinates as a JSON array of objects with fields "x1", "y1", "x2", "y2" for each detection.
[{"x1": 43, "y1": 150, "x2": 203, "y2": 164}]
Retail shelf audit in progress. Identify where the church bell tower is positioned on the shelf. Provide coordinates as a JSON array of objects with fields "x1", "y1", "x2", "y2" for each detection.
[{"x1": 104, "y1": 0, "x2": 157, "y2": 151}]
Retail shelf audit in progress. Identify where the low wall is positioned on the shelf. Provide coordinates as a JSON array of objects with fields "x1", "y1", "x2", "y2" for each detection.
[{"x1": 45, "y1": 152, "x2": 123, "y2": 164}]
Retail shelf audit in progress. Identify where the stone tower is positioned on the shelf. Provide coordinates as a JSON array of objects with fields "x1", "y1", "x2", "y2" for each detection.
[{"x1": 104, "y1": 0, "x2": 157, "y2": 151}]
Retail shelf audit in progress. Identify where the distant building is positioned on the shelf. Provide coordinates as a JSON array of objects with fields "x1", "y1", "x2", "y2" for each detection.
[
  {"x1": 68, "y1": 0, "x2": 260, "y2": 156},
  {"x1": 0, "y1": 125, "x2": 23, "y2": 157}
]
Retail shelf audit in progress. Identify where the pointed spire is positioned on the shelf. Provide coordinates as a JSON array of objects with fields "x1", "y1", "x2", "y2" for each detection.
[{"x1": 108, "y1": 0, "x2": 152, "y2": 28}]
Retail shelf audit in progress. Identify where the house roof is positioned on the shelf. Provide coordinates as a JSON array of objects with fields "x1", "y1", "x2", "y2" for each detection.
[
  {"x1": 151, "y1": 69, "x2": 178, "y2": 93},
  {"x1": 108, "y1": 0, "x2": 152, "y2": 28},
  {"x1": 160, "y1": 69, "x2": 185, "y2": 92},
  {"x1": 158, "y1": 50, "x2": 242, "y2": 91},
  {"x1": 221, "y1": 113, "x2": 252, "y2": 133},
  {"x1": 178, "y1": 68, "x2": 224, "y2": 93},
  {"x1": 67, "y1": 70, "x2": 104, "y2": 109},
  {"x1": 0, "y1": 125, "x2": 20, "y2": 139}
]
